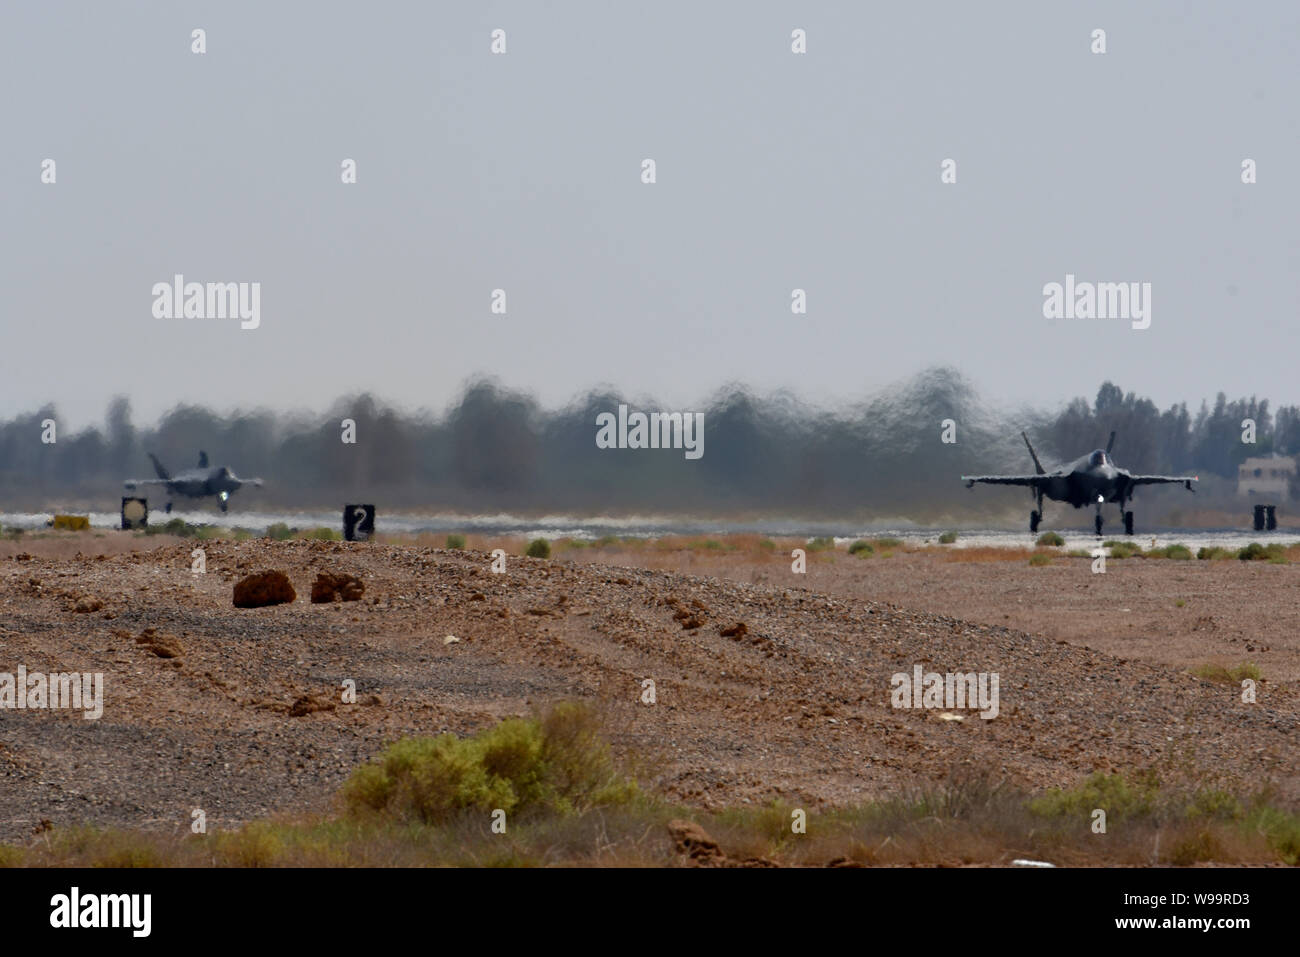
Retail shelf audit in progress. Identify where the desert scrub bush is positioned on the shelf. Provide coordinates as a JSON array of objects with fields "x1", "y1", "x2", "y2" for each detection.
[
  {"x1": 806, "y1": 536, "x2": 835, "y2": 552},
  {"x1": 265, "y1": 522, "x2": 293, "y2": 541},
  {"x1": 445, "y1": 533, "x2": 466, "y2": 549},
  {"x1": 302, "y1": 526, "x2": 342, "y2": 541},
  {"x1": 231, "y1": 527, "x2": 255, "y2": 541},
  {"x1": 342, "y1": 703, "x2": 636, "y2": 824},
  {"x1": 525, "y1": 538, "x2": 551, "y2": 559},
  {"x1": 1035, "y1": 531, "x2": 1064, "y2": 547},
  {"x1": 1027, "y1": 552, "x2": 1053, "y2": 566},
  {"x1": 1148, "y1": 543, "x2": 1192, "y2": 560},
  {"x1": 1245, "y1": 805, "x2": 1300, "y2": 864},
  {"x1": 145, "y1": 517, "x2": 195, "y2": 537},
  {"x1": 1067, "y1": 549, "x2": 1092, "y2": 558},
  {"x1": 848, "y1": 540, "x2": 874, "y2": 556},
  {"x1": 1029, "y1": 772, "x2": 1160, "y2": 823},
  {"x1": 873, "y1": 537, "x2": 903, "y2": 549},
  {"x1": 1168, "y1": 828, "x2": 1227, "y2": 866},
  {"x1": 758, "y1": 538, "x2": 776, "y2": 551},
  {"x1": 938, "y1": 531, "x2": 958, "y2": 544},
  {"x1": 1185, "y1": 788, "x2": 1244, "y2": 822},
  {"x1": 1197, "y1": 546, "x2": 1233, "y2": 560},
  {"x1": 1238, "y1": 542, "x2": 1285, "y2": 562},
  {"x1": 1105, "y1": 540, "x2": 1141, "y2": 558},
  {"x1": 214, "y1": 821, "x2": 286, "y2": 867},
  {"x1": 1191, "y1": 662, "x2": 1261, "y2": 684}
]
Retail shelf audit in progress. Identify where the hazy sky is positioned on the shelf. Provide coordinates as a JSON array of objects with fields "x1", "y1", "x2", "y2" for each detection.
[{"x1": 3, "y1": 1, "x2": 1297, "y2": 430}]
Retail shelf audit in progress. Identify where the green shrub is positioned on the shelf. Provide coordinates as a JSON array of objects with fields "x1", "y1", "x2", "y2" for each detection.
[
  {"x1": 341, "y1": 703, "x2": 635, "y2": 823},
  {"x1": 1198, "y1": 546, "x2": 1232, "y2": 560},
  {"x1": 1035, "y1": 532, "x2": 1064, "y2": 547},
  {"x1": 873, "y1": 537, "x2": 903, "y2": 549},
  {"x1": 1028, "y1": 552, "x2": 1052, "y2": 566},
  {"x1": 525, "y1": 538, "x2": 551, "y2": 559},
  {"x1": 144, "y1": 517, "x2": 196, "y2": 538},
  {"x1": 304, "y1": 527, "x2": 342, "y2": 541},
  {"x1": 1150, "y1": 543, "x2": 1192, "y2": 560},
  {"x1": 758, "y1": 539, "x2": 776, "y2": 551},
  {"x1": 938, "y1": 531, "x2": 958, "y2": 544},
  {"x1": 806, "y1": 536, "x2": 835, "y2": 552},
  {"x1": 1246, "y1": 806, "x2": 1300, "y2": 865},
  {"x1": 265, "y1": 522, "x2": 293, "y2": 541},
  {"x1": 847, "y1": 540, "x2": 874, "y2": 556},
  {"x1": 445, "y1": 534, "x2": 466, "y2": 550},
  {"x1": 1235, "y1": 542, "x2": 1283, "y2": 561},
  {"x1": 1029, "y1": 772, "x2": 1160, "y2": 823},
  {"x1": 1106, "y1": 541, "x2": 1141, "y2": 559}
]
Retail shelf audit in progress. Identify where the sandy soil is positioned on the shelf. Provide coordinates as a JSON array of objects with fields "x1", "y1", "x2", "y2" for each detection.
[{"x1": 0, "y1": 534, "x2": 1296, "y2": 841}]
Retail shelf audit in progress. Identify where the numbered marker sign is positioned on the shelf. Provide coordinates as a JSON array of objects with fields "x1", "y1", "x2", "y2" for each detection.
[{"x1": 344, "y1": 504, "x2": 375, "y2": 542}]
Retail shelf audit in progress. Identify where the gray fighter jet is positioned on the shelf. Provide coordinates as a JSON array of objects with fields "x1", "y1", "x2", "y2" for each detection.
[
  {"x1": 962, "y1": 432, "x2": 1197, "y2": 536},
  {"x1": 124, "y1": 451, "x2": 263, "y2": 513}
]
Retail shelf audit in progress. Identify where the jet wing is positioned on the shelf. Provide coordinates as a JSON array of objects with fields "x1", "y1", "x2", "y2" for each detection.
[
  {"x1": 1126, "y1": 474, "x2": 1198, "y2": 491},
  {"x1": 961, "y1": 474, "x2": 1052, "y2": 489},
  {"x1": 124, "y1": 479, "x2": 170, "y2": 489}
]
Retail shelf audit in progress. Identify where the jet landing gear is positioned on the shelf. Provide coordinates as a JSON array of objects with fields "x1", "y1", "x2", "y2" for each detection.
[
  {"x1": 164, "y1": 502, "x2": 173, "y2": 514},
  {"x1": 1123, "y1": 511, "x2": 1134, "y2": 536},
  {"x1": 1029, "y1": 510, "x2": 1041, "y2": 533}
]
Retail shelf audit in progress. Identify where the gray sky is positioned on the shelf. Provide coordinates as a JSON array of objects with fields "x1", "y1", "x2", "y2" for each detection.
[{"x1": 3, "y1": 1, "x2": 1297, "y2": 430}]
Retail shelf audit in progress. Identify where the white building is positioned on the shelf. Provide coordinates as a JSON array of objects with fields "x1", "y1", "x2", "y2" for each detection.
[{"x1": 1237, "y1": 455, "x2": 1296, "y2": 498}]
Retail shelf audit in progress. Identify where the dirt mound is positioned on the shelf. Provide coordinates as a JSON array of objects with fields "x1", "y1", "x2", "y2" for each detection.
[
  {"x1": 288, "y1": 694, "x2": 337, "y2": 717},
  {"x1": 135, "y1": 628, "x2": 183, "y2": 659},
  {"x1": 667, "y1": 819, "x2": 726, "y2": 864},
  {"x1": 667, "y1": 819, "x2": 777, "y2": 868},
  {"x1": 233, "y1": 570, "x2": 296, "y2": 608},
  {"x1": 310, "y1": 572, "x2": 364, "y2": 604},
  {"x1": 71, "y1": 595, "x2": 104, "y2": 613}
]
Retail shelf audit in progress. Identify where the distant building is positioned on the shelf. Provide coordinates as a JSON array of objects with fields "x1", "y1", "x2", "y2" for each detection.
[{"x1": 1237, "y1": 455, "x2": 1296, "y2": 499}]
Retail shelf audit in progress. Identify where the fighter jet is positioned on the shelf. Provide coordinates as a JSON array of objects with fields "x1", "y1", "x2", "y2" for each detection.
[
  {"x1": 961, "y1": 431, "x2": 1197, "y2": 536},
  {"x1": 124, "y1": 451, "x2": 263, "y2": 513}
]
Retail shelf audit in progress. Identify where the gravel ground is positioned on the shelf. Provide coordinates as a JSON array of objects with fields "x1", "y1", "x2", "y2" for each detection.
[{"x1": 0, "y1": 537, "x2": 1296, "y2": 842}]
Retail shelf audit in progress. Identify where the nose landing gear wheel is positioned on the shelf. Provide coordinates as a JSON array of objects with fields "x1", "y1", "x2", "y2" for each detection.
[
  {"x1": 1123, "y1": 511, "x2": 1134, "y2": 536},
  {"x1": 1030, "y1": 511, "x2": 1040, "y2": 533},
  {"x1": 1094, "y1": 514, "x2": 1104, "y2": 536}
]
